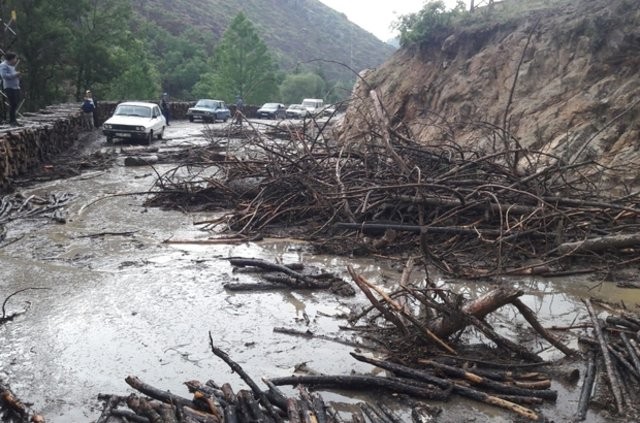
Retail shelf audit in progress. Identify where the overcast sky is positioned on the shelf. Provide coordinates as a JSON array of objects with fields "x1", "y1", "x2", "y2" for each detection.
[{"x1": 318, "y1": 0, "x2": 461, "y2": 41}]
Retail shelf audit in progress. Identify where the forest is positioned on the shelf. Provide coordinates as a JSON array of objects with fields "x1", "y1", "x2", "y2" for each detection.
[{"x1": 0, "y1": 0, "x2": 356, "y2": 111}]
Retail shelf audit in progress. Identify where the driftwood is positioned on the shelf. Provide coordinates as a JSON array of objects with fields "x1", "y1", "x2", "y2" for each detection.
[
  {"x1": 583, "y1": 299, "x2": 624, "y2": 414},
  {"x1": 208, "y1": 332, "x2": 283, "y2": 423},
  {"x1": 349, "y1": 266, "x2": 456, "y2": 354},
  {"x1": 557, "y1": 233, "x2": 640, "y2": 254},
  {"x1": 511, "y1": 298, "x2": 576, "y2": 356},
  {"x1": 0, "y1": 382, "x2": 45, "y2": 422},
  {"x1": 226, "y1": 258, "x2": 357, "y2": 296},
  {"x1": 267, "y1": 374, "x2": 451, "y2": 401},
  {"x1": 428, "y1": 287, "x2": 523, "y2": 337},
  {"x1": 350, "y1": 353, "x2": 540, "y2": 421},
  {"x1": 227, "y1": 258, "x2": 327, "y2": 288}
]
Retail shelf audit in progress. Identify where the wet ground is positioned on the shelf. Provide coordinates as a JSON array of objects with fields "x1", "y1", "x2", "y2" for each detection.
[{"x1": 1, "y1": 120, "x2": 639, "y2": 422}]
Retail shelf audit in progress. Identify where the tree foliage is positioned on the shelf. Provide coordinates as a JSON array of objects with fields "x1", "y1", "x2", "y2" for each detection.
[
  {"x1": 194, "y1": 13, "x2": 279, "y2": 104},
  {"x1": 71, "y1": 0, "x2": 133, "y2": 100},
  {"x1": 7, "y1": 0, "x2": 77, "y2": 109},
  {"x1": 279, "y1": 72, "x2": 326, "y2": 104},
  {"x1": 394, "y1": 0, "x2": 467, "y2": 47},
  {"x1": 0, "y1": 1, "x2": 355, "y2": 109}
]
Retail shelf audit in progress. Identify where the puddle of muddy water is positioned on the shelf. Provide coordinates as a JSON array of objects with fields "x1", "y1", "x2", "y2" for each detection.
[{"x1": 0, "y1": 122, "x2": 632, "y2": 422}]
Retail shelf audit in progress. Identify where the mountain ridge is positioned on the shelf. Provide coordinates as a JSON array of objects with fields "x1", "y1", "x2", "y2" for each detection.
[{"x1": 131, "y1": 0, "x2": 396, "y2": 84}]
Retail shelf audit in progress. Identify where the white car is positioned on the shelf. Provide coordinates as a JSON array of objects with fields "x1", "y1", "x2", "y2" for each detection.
[{"x1": 102, "y1": 101, "x2": 166, "y2": 145}]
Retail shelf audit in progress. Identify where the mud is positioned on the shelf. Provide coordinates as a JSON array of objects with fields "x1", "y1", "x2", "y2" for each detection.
[{"x1": 0, "y1": 121, "x2": 637, "y2": 422}]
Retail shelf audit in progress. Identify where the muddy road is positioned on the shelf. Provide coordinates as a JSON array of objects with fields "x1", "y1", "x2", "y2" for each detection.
[{"x1": 1, "y1": 120, "x2": 638, "y2": 422}]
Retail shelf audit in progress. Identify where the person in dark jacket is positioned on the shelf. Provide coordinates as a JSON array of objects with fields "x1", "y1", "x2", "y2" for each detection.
[
  {"x1": 161, "y1": 93, "x2": 170, "y2": 126},
  {"x1": 80, "y1": 90, "x2": 95, "y2": 130},
  {"x1": 234, "y1": 95, "x2": 244, "y2": 125}
]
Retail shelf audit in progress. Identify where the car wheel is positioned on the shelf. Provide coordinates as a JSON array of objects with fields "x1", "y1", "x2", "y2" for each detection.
[
  {"x1": 223, "y1": 117, "x2": 228, "y2": 122},
  {"x1": 144, "y1": 130, "x2": 153, "y2": 145},
  {"x1": 157, "y1": 127, "x2": 164, "y2": 140},
  {"x1": 106, "y1": 136, "x2": 113, "y2": 144},
  {"x1": 189, "y1": 116, "x2": 194, "y2": 122}
]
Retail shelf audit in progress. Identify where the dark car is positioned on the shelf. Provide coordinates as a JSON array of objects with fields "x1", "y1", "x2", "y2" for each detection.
[
  {"x1": 256, "y1": 103, "x2": 286, "y2": 119},
  {"x1": 187, "y1": 99, "x2": 231, "y2": 123}
]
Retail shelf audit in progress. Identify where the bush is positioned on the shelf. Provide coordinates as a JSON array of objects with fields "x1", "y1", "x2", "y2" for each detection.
[{"x1": 394, "y1": 1, "x2": 468, "y2": 47}]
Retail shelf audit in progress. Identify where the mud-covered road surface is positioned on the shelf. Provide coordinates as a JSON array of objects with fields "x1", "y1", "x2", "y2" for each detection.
[{"x1": 1, "y1": 121, "x2": 639, "y2": 422}]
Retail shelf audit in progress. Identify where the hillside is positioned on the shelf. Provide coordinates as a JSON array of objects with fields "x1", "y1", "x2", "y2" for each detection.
[
  {"x1": 131, "y1": 0, "x2": 396, "y2": 84},
  {"x1": 339, "y1": 0, "x2": 640, "y2": 191}
]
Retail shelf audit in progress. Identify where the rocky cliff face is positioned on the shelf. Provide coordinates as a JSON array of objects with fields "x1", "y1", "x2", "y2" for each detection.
[{"x1": 339, "y1": 0, "x2": 640, "y2": 192}]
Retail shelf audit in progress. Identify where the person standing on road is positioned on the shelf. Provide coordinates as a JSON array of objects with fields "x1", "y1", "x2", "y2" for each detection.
[
  {"x1": 234, "y1": 95, "x2": 244, "y2": 125},
  {"x1": 0, "y1": 52, "x2": 22, "y2": 126},
  {"x1": 161, "y1": 92, "x2": 170, "y2": 126},
  {"x1": 80, "y1": 90, "x2": 95, "y2": 130}
]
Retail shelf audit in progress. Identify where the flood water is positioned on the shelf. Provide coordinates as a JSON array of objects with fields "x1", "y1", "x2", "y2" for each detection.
[{"x1": 1, "y1": 121, "x2": 637, "y2": 422}]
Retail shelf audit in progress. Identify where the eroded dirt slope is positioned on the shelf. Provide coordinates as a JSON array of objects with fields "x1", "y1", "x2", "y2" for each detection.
[{"x1": 339, "y1": 0, "x2": 640, "y2": 191}]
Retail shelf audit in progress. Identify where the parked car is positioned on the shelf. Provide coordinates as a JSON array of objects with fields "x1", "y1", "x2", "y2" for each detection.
[
  {"x1": 102, "y1": 101, "x2": 166, "y2": 145},
  {"x1": 286, "y1": 104, "x2": 309, "y2": 119},
  {"x1": 301, "y1": 98, "x2": 324, "y2": 116},
  {"x1": 322, "y1": 104, "x2": 337, "y2": 117},
  {"x1": 186, "y1": 99, "x2": 230, "y2": 123},
  {"x1": 256, "y1": 103, "x2": 286, "y2": 119}
]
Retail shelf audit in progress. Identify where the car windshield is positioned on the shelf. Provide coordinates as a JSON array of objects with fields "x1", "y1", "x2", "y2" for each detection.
[
  {"x1": 261, "y1": 103, "x2": 279, "y2": 109},
  {"x1": 114, "y1": 105, "x2": 152, "y2": 118},
  {"x1": 195, "y1": 100, "x2": 220, "y2": 109},
  {"x1": 289, "y1": 105, "x2": 304, "y2": 110}
]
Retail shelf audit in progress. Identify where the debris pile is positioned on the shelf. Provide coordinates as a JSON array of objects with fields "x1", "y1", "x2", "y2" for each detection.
[{"x1": 144, "y1": 105, "x2": 640, "y2": 278}]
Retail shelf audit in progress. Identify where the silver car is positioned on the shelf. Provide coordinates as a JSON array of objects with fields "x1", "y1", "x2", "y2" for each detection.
[{"x1": 286, "y1": 104, "x2": 309, "y2": 119}]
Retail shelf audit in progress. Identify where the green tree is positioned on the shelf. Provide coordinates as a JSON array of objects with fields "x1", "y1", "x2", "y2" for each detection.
[
  {"x1": 101, "y1": 38, "x2": 161, "y2": 101},
  {"x1": 194, "y1": 12, "x2": 279, "y2": 104},
  {"x1": 279, "y1": 72, "x2": 326, "y2": 104},
  {"x1": 8, "y1": 0, "x2": 78, "y2": 109},
  {"x1": 138, "y1": 24, "x2": 211, "y2": 99},
  {"x1": 71, "y1": 0, "x2": 132, "y2": 100}
]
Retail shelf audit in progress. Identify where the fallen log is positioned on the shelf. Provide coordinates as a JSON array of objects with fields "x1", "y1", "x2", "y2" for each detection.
[
  {"x1": 348, "y1": 266, "x2": 456, "y2": 354},
  {"x1": 350, "y1": 353, "x2": 540, "y2": 421},
  {"x1": 224, "y1": 282, "x2": 290, "y2": 291},
  {"x1": 208, "y1": 333, "x2": 284, "y2": 423},
  {"x1": 267, "y1": 374, "x2": 451, "y2": 401},
  {"x1": 227, "y1": 258, "x2": 329, "y2": 289},
  {"x1": 419, "y1": 359, "x2": 557, "y2": 400},
  {"x1": 335, "y1": 222, "x2": 504, "y2": 237},
  {"x1": 583, "y1": 299, "x2": 624, "y2": 414},
  {"x1": 575, "y1": 350, "x2": 597, "y2": 421},
  {"x1": 0, "y1": 384, "x2": 29, "y2": 419},
  {"x1": 557, "y1": 233, "x2": 640, "y2": 254},
  {"x1": 511, "y1": 298, "x2": 576, "y2": 356},
  {"x1": 424, "y1": 287, "x2": 523, "y2": 337},
  {"x1": 125, "y1": 376, "x2": 195, "y2": 409}
]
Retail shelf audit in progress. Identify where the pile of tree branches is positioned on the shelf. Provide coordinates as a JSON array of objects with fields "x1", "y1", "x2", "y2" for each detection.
[
  {"x1": 143, "y1": 107, "x2": 640, "y2": 277},
  {"x1": 92, "y1": 337, "x2": 440, "y2": 423}
]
